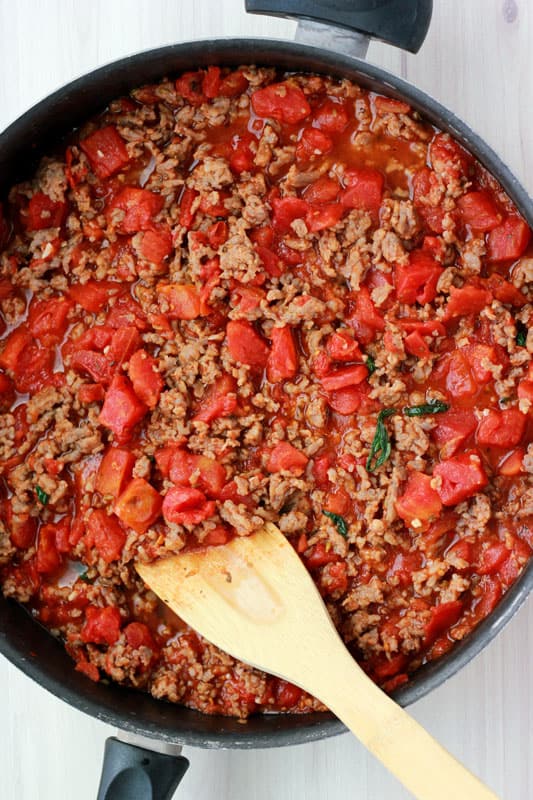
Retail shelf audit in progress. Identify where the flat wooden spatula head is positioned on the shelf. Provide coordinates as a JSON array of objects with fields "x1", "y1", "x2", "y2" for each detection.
[
  {"x1": 136, "y1": 523, "x2": 499, "y2": 800},
  {"x1": 136, "y1": 522, "x2": 338, "y2": 685}
]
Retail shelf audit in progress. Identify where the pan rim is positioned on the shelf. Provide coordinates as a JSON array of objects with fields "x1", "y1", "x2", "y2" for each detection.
[{"x1": 0, "y1": 35, "x2": 532, "y2": 749}]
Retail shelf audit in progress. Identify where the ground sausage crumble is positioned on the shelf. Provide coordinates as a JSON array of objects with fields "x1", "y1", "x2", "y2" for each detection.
[{"x1": 0, "y1": 65, "x2": 532, "y2": 718}]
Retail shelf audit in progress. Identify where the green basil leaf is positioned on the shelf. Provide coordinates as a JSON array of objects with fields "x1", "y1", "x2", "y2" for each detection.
[
  {"x1": 322, "y1": 510, "x2": 348, "y2": 538},
  {"x1": 35, "y1": 486, "x2": 49, "y2": 505},
  {"x1": 516, "y1": 321, "x2": 528, "y2": 347},
  {"x1": 365, "y1": 355, "x2": 376, "y2": 375},
  {"x1": 403, "y1": 400, "x2": 449, "y2": 417},
  {"x1": 366, "y1": 408, "x2": 396, "y2": 473}
]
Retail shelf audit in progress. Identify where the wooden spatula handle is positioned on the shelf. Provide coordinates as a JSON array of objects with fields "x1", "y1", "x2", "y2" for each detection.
[{"x1": 310, "y1": 642, "x2": 499, "y2": 800}]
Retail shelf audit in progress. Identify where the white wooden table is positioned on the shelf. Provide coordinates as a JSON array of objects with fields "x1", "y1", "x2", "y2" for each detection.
[{"x1": 0, "y1": 1, "x2": 532, "y2": 798}]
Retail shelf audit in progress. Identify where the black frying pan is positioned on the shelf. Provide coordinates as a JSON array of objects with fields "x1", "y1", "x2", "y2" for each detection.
[{"x1": 1, "y1": 2, "x2": 532, "y2": 798}]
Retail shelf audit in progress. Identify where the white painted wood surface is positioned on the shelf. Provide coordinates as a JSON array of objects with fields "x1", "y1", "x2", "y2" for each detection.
[{"x1": 0, "y1": 2, "x2": 531, "y2": 799}]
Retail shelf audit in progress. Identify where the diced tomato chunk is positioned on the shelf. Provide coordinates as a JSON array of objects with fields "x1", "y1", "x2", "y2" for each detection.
[
  {"x1": 81, "y1": 605, "x2": 122, "y2": 645},
  {"x1": 296, "y1": 127, "x2": 333, "y2": 162},
  {"x1": 68, "y1": 280, "x2": 121, "y2": 313},
  {"x1": 474, "y1": 576, "x2": 502, "y2": 620},
  {"x1": 478, "y1": 542, "x2": 511, "y2": 575},
  {"x1": 193, "y1": 374, "x2": 237, "y2": 424},
  {"x1": 321, "y1": 364, "x2": 368, "y2": 392},
  {"x1": 0, "y1": 326, "x2": 33, "y2": 371},
  {"x1": 219, "y1": 70, "x2": 249, "y2": 97},
  {"x1": 498, "y1": 447, "x2": 525, "y2": 476},
  {"x1": 207, "y1": 220, "x2": 228, "y2": 249},
  {"x1": 86, "y1": 508, "x2": 127, "y2": 563},
  {"x1": 487, "y1": 216, "x2": 531, "y2": 262},
  {"x1": 305, "y1": 542, "x2": 340, "y2": 569},
  {"x1": 464, "y1": 343, "x2": 501, "y2": 384},
  {"x1": 36, "y1": 525, "x2": 62, "y2": 574},
  {"x1": 458, "y1": 191, "x2": 502, "y2": 231},
  {"x1": 404, "y1": 330, "x2": 430, "y2": 358},
  {"x1": 219, "y1": 480, "x2": 255, "y2": 510},
  {"x1": 412, "y1": 167, "x2": 446, "y2": 233},
  {"x1": 267, "y1": 326, "x2": 298, "y2": 383},
  {"x1": 139, "y1": 225, "x2": 173, "y2": 263},
  {"x1": 226, "y1": 319, "x2": 270, "y2": 369},
  {"x1": 25, "y1": 192, "x2": 66, "y2": 231},
  {"x1": 387, "y1": 551, "x2": 424, "y2": 588},
  {"x1": 124, "y1": 621, "x2": 155, "y2": 650},
  {"x1": 28, "y1": 295, "x2": 73, "y2": 346},
  {"x1": 107, "y1": 326, "x2": 142, "y2": 370},
  {"x1": 433, "y1": 409, "x2": 477, "y2": 458},
  {"x1": 0, "y1": 371, "x2": 14, "y2": 410},
  {"x1": 340, "y1": 168, "x2": 384, "y2": 219},
  {"x1": 251, "y1": 82, "x2": 311, "y2": 124},
  {"x1": 107, "y1": 187, "x2": 164, "y2": 234},
  {"x1": 324, "y1": 487, "x2": 351, "y2": 516},
  {"x1": 96, "y1": 447, "x2": 136, "y2": 498},
  {"x1": 114, "y1": 478, "x2": 162, "y2": 534},
  {"x1": 202, "y1": 66, "x2": 221, "y2": 99},
  {"x1": 255, "y1": 245, "x2": 283, "y2": 278},
  {"x1": 313, "y1": 99, "x2": 349, "y2": 133},
  {"x1": 176, "y1": 71, "x2": 206, "y2": 105},
  {"x1": 230, "y1": 133, "x2": 255, "y2": 174},
  {"x1": 158, "y1": 283, "x2": 202, "y2": 320},
  {"x1": 327, "y1": 386, "x2": 362, "y2": 415},
  {"x1": 304, "y1": 176, "x2": 340, "y2": 204},
  {"x1": 374, "y1": 95, "x2": 410, "y2": 114},
  {"x1": 443, "y1": 285, "x2": 492, "y2": 320},
  {"x1": 429, "y1": 133, "x2": 470, "y2": 183},
  {"x1": 13, "y1": 341, "x2": 55, "y2": 393},
  {"x1": 80, "y1": 125, "x2": 130, "y2": 179},
  {"x1": 178, "y1": 187, "x2": 198, "y2": 229},
  {"x1": 425, "y1": 601, "x2": 463, "y2": 644},
  {"x1": 306, "y1": 203, "x2": 345, "y2": 232},
  {"x1": 99, "y1": 375, "x2": 148, "y2": 443},
  {"x1": 346, "y1": 287, "x2": 385, "y2": 345},
  {"x1": 162, "y1": 486, "x2": 216, "y2": 526},
  {"x1": 267, "y1": 442, "x2": 308, "y2": 475},
  {"x1": 434, "y1": 452, "x2": 488, "y2": 506},
  {"x1": 394, "y1": 250, "x2": 443, "y2": 305},
  {"x1": 476, "y1": 408, "x2": 526, "y2": 448},
  {"x1": 70, "y1": 350, "x2": 113, "y2": 385},
  {"x1": 128, "y1": 349, "x2": 163, "y2": 409},
  {"x1": 271, "y1": 197, "x2": 310, "y2": 234},
  {"x1": 484, "y1": 274, "x2": 527, "y2": 307},
  {"x1": 395, "y1": 472, "x2": 442, "y2": 528},
  {"x1": 398, "y1": 319, "x2": 446, "y2": 337},
  {"x1": 326, "y1": 330, "x2": 363, "y2": 362},
  {"x1": 8, "y1": 508, "x2": 37, "y2": 549}
]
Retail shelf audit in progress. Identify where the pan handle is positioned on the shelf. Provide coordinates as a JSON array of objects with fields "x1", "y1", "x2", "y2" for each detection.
[
  {"x1": 245, "y1": 0, "x2": 433, "y2": 55},
  {"x1": 96, "y1": 736, "x2": 189, "y2": 800}
]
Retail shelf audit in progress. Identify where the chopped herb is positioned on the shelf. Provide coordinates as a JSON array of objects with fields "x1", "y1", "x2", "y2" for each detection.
[
  {"x1": 366, "y1": 408, "x2": 396, "y2": 473},
  {"x1": 79, "y1": 571, "x2": 93, "y2": 584},
  {"x1": 403, "y1": 400, "x2": 449, "y2": 417},
  {"x1": 365, "y1": 355, "x2": 376, "y2": 375},
  {"x1": 322, "y1": 510, "x2": 348, "y2": 538},
  {"x1": 35, "y1": 486, "x2": 49, "y2": 505},
  {"x1": 516, "y1": 321, "x2": 528, "y2": 347}
]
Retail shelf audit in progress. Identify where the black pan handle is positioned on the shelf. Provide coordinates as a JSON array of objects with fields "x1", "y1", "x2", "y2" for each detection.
[
  {"x1": 96, "y1": 736, "x2": 189, "y2": 800},
  {"x1": 245, "y1": 0, "x2": 433, "y2": 53}
]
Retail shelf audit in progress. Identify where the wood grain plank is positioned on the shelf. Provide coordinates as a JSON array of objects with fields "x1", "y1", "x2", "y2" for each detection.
[{"x1": 0, "y1": 2, "x2": 531, "y2": 799}]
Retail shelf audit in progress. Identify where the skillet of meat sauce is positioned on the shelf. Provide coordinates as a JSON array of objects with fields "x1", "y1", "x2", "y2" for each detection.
[{"x1": 0, "y1": 66, "x2": 531, "y2": 718}]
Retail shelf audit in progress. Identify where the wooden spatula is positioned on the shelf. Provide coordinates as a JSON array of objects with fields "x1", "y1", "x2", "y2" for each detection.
[{"x1": 137, "y1": 523, "x2": 499, "y2": 800}]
